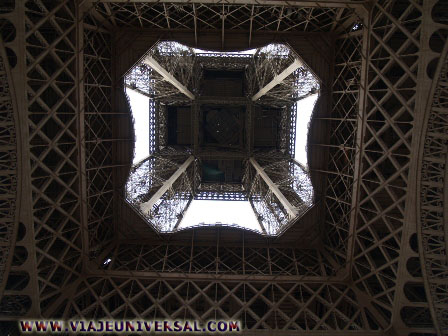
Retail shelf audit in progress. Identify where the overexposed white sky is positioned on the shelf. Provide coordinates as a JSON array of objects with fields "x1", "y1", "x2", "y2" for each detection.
[
  {"x1": 178, "y1": 200, "x2": 260, "y2": 231},
  {"x1": 295, "y1": 95, "x2": 318, "y2": 165},
  {"x1": 194, "y1": 48, "x2": 256, "y2": 54},
  {"x1": 127, "y1": 69, "x2": 317, "y2": 233},
  {"x1": 128, "y1": 89, "x2": 150, "y2": 164}
]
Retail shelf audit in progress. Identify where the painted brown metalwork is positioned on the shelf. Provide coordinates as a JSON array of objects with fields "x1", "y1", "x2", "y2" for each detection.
[{"x1": 0, "y1": 0, "x2": 446, "y2": 335}]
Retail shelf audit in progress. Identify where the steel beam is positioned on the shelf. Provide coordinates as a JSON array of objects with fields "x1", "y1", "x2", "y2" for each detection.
[
  {"x1": 143, "y1": 55, "x2": 195, "y2": 100},
  {"x1": 89, "y1": 0, "x2": 367, "y2": 8},
  {"x1": 192, "y1": 102, "x2": 199, "y2": 154},
  {"x1": 88, "y1": 269, "x2": 344, "y2": 282},
  {"x1": 393, "y1": 1, "x2": 446, "y2": 334},
  {"x1": 249, "y1": 158, "x2": 297, "y2": 219},
  {"x1": 198, "y1": 96, "x2": 248, "y2": 105},
  {"x1": 346, "y1": 6, "x2": 370, "y2": 275},
  {"x1": 140, "y1": 156, "x2": 194, "y2": 214},
  {"x1": 76, "y1": 3, "x2": 90, "y2": 269},
  {"x1": 252, "y1": 59, "x2": 302, "y2": 101}
]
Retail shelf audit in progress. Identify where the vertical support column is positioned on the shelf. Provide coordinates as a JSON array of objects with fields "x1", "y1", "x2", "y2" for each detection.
[
  {"x1": 242, "y1": 231, "x2": 246, "y2": 275},
  {"x1": 1, "y1": 0, "x2": 41, "y2": 317},
  {"x1": 77, "y1": 1, "x2": 89, "y2": 270},
  {"x1": 0, "y1": 39, "x2": 17, "y2": 305},
  {"x1": 192, "y1": 101, "x2": 200, "y2": 198},
  {"x1": 189, "y1": 230, "x2": 194, "y2": 273},
  {"x1": 215, "y1": 228, "x2": 220, "y2": 274},
  {"x1": 193, "y1": 102, "x2": 199, "y2": 155},
  {"x1": 391, "y1": 1, "x2": 445, "y2": 334},
  {"x1": 346, "y1": 6, "x2": 371, "y2": 275},
  {"x1": 246, "y1": 101, "x2": 254, "y2": 154}
]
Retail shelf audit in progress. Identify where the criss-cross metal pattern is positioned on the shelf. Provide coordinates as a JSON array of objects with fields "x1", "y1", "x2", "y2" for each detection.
[
  {"x1": 0, "y1": 0, "x2": 447, "y2": 335},
  {"x1": 418, "y1": 16, "x2": 448, "y2": 334},
  {"x1": 105, "y1": 240, "x2": 337, "y2": 277},
  {"x1": 127, "y1": 154, "x2": 195, "y2": 232},
  {"x1": 243, "y1": 153, "x2": 314, "y2": 234},
  {"x1": 125, "y1": 42, "x2": 195, "y2": 104},
  {"x1": 0, "y1": 31, "x2": 19, "y2": 313},
  {"x1": 92, "y1": 2, "x2": 358, "y2": 36}
]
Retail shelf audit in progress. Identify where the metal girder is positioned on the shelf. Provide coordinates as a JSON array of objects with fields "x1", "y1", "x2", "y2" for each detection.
[
  {"x1": 87, "y1": 0, "x2": 367, "y2": 8},
  {"x1": 0, "y1": 39, "x2": 18, "y2": 303},
  {"x1": 140, "y1": 156, "x2": 194, "y2": 214},
  {"x1": 252, "y1": 59, "x2": 302, "y2": 101},
  {"x1": 346, "y1": 6, "x2": 370, "y2": 276},
  {"x1": 413, "y1": 6, "x2": 448, "y2": 334},
  {"x1": 143, "y1": 55, "x2": 195, "y2": 100},
  {"x1": 89, "y1": 269, "x2": 339, "y2": 282},
  {"x1": 249, "y1": 158, "x2": 298, "y2": 219},
  {"x1": 198, "y1": 96, "x2": 248, "y2": 105}
]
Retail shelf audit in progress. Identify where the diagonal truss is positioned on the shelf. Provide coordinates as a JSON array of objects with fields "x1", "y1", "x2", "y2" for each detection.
[
  {"x1": 126, "y1": 150, "x2": 195, "y2": 232},
  {"x1": 143, "y1": 56, "x2": 195, "y2": 100},
  {"x1": 139, "y1": 155, "x2": 194, "y2": 215},
  {"x1": 252, "y1": 58, "x2": 303, "y2": 101},
  {"x1": 0, "y1": 36, "x2": 19, "y2": 313},
  {"x1": 417, "y1": 22, "x2": 448, "y2": 334},
  {"x1": 249, "y1": 157, "x2": 299, "y2": 219}
]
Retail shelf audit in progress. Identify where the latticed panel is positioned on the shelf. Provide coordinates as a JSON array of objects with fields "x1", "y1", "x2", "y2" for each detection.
[
  {"x1": 253, "y1": 44, "x2": 295, "y2": 89},
  {"x1": 322, "y1": 28, "x2": 362, "y2": 266},
  {"x1": 126, "y1": 151, "x2": 194, "y2": 232},
  {"x1": 127, "y1": 156, "x2": 184, "y2": 203},
  {"x1": 261, "y1": 68, "x2": 318, "y2": 104},
  {"x1": 60, "y1": 277, "x2": 380, "y2": 332},
  {"x1": 83, "y1": 11, "x2": 116, "y2": 255},
  {"x1": 248, "y1": 174, "x2": 289, "y2": 234},
  {"x1": 0, "y1": 28, "x2": 18, "y2": 313},
  {"x1": 419, "y1": 31, "x2": 448, "y2": 334},
  {"x1": 195, "y1": 182, "x2": 247, "y2": 201},
  {"x1": 92, "y1": 2, "x2": 358, "y2": 34},
  {"x1": 23, "y1": 0, "x2": 84, "y2": 316},
  {"x1": 106, "y1": 243, "x2": 336, "y2": 277},
  {"x1": 253, "y1": 44, "x2": 319, "y2": 105},
  {"x1": 125, "y1": 64, "x2": 189, "y2": 104},
  {"x1": 350, "y1": 0, "x2": 423, "y2": 328},
  {"x1": 277, "y1": 104, "x2": 296, "y2": 156},
  {"x1": 150, "y1": 42, "x2": 195, "y2": 93},
  {"x1": 150, "y1": 171, "x2": 194, "y2": 232},
  {"x1": 255, "y1": 155, "x2": 314, "y2": 209}
]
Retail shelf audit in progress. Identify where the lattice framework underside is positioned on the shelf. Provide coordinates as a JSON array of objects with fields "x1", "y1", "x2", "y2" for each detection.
[{"x1": 0, "y1": 0, "x2": 447, "y2": 335}]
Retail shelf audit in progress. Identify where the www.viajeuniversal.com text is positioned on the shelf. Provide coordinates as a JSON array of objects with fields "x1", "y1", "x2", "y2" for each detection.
[{"x1": 19, "y1": 320, "x2": 241, "y2": 333}]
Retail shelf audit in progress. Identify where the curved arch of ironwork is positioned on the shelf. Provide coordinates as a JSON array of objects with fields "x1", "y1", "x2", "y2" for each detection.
[
  {"x1": 418, "y1": 39, "x2": 448, "y2": 336},
  {"x1": 0, "y1": 37, "x2": 19, "y2": 304}
]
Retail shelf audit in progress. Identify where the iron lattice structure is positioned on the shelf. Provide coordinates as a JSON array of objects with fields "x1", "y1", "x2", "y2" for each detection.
[{"x1": 0, "y1": 0, "x2": 446, "y2": 335}]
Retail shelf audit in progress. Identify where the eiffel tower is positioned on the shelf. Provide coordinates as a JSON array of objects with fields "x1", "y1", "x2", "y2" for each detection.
[{"x1": 0, "y1": 0, "x2": 447, "y2": 335}]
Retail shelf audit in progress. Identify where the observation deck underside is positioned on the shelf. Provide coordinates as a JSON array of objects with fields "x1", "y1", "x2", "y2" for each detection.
[{"x1": 124, "y1": 42, "x2": 318, "y2": 236}]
